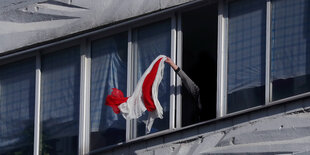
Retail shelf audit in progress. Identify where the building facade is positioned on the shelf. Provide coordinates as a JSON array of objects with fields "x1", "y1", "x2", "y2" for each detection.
[{"x1": 0, "y1": 0, "x2": 310, "y2": 154}]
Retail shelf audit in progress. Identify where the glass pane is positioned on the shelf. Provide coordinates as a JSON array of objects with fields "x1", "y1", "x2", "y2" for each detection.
[
  {"x1": 90, "y1": 32, "x2": 128, "y2": 150},
  {"x1": 227, "y1": 0, "x2": 266, "y2": 113},
  {"x1": 0, "y1": 58, "x2": 35, "y2": 155},
  {"x1": 133, "y1": 19, "x2": 171, "y2": 136},
  {"x1": 40, "y1": 46, "x2": 80, "y2": 155},
  {"x1": 181, "y1": 3, "x2": 218, "y2": 126},
  {"x1": 271, "y1": 0, "x2": 310, "y2": 101}
]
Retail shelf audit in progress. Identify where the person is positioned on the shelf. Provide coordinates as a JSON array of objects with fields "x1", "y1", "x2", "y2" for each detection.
[{"x1": 165, "y1": 57, "x2": 202, "y2": 120}]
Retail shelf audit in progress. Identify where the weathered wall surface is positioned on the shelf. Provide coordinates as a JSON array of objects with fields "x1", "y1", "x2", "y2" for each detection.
[
  {"x1": 0, "y1": 0, "x2": 194, "y2": 54},
  {"x1": 94, "y1": 98, "x2": 310, "y2": 155}
]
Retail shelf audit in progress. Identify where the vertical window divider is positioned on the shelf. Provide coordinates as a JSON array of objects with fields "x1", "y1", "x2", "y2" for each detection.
[
  {"x1": 170, "y1": 15, "x2": 177, "y2": 130},
  {"x1": 176, "y1": 11, "x2": 183, "y2": 129},
  {"x1": 34, "y1": 53, "x2": 41, "y2": 155},
  {"x1": 217, "y1": 0, "x2": 228, "y2": 117},
  {"x1": 131, "y1": 28, "x2": 138, "y2": 139},
  {"x1": 127, "y1": 29, "x2": 133, "y2": 141},
  {"x1": 265, "y1": 0, "x2": 272, "y2": 104},
  {"x1": 79, "y1": 39, "x2": 91, "y2": 155}
]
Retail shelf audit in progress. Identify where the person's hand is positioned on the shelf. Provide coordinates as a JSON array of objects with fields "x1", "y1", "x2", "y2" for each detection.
[{"x1": 165, "y1": 57, "x2": 178, "y2": 70}]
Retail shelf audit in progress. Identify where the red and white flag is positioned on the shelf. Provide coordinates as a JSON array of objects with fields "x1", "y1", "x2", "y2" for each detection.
[{"x1": 105, "y1": 55, "x2": 167, "y2": 133}]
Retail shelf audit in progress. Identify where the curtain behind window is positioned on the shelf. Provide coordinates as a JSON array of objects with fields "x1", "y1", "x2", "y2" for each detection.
[
  {"x1": 0, "y1": 58, "x2": 35, "y2": 155},
  {"x1": 40, "y1": 46, "x2": 80, "y2": 155},
  {"x1": 133, "y1": 19, "x2": 171, "y2": 136},
  {"x1": 90, "y1": 32, "x2": 128, "y2": 150},
  {"x1": 227, "y1": 0, "x2": 266, "y2": 113},
  {"x1": 271, "y1": 0, "x2": 310, "y2": 100}
]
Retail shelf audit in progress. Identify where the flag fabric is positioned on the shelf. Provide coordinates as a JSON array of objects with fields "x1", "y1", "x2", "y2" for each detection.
[
  {"x1": 105, "y1": 88, "x2": 128, "y2": 114},
  {"x1": 105, "y1": 55, "x2": 167, "y2": 134}
]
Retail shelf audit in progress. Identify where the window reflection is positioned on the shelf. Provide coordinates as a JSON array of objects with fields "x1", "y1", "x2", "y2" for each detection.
[{"x1": 40, "y1": 46, "x2": 80, "y2": 155}]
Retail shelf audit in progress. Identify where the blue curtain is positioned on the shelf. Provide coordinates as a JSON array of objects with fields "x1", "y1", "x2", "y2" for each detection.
[
  {"x1": 90, "y1": 32, "x2": 127, "y2": 149},
  {"x1": 227, "y1": 0, "x2": 266, "y2": 113},
  {"x1": 271, "y1": 0, "x2": 310, "y2": 100},
  {"x1": 0, "y1": 58, "x2": 35, "y2": 155},
  {"x1": 133, "y1": 19, "x2": 171, "y2": 136},
  {"x1": 40, "y1": 46, "x2": 80, "y2": 155}
]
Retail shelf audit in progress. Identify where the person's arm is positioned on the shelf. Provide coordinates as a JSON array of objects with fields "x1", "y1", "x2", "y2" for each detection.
[{"x1": 165, "y1": 57, "x2": 201, "y2": 109}]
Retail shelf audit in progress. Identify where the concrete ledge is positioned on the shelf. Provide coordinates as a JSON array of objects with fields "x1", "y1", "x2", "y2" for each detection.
[{"x1": 89, "y1": 96, "x2": 310, "y2": 155}]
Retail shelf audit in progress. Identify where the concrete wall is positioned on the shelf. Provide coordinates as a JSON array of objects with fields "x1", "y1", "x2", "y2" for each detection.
[
  {"x1": 93, "y1": 98, "x2": 310, "y2": 155},
  {"x1": 0, "y1": 0, "x2": 194, "y2": 54}
]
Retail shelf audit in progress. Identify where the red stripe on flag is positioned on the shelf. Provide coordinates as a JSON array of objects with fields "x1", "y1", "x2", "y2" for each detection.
[{"x1": 142, "y1": 58, "x2": 163, "y2": 112}]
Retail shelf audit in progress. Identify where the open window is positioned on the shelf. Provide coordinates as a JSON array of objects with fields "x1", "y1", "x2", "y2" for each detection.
[{"x1": 181, "y1": 3, "x2": 218, "y2": 126}]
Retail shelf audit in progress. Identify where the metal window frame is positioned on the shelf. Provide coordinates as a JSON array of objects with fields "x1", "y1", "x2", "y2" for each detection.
[
  {"x1": 33, "y1": 53, "x2": 41, "y2": 155},
  {"x1": 0, "y1": 52, "x2": 37, "y2": 66},
  {"x1": 217, "y1": 0, "x2": 228, "y2": 117},
  {"x1": 127, "y1": 29, "x2": 134, "y2": 141},
  {"x1": 40, "y1": 40, "x2": 81, "y2": 55},
  {"x1": 265, "y1": 0, "x2": 272, "y2": 104},
  {"x1": 176, "y1": 11, "x2": 183, "y2": 128},
  {"x1": 170, "y1": 14, "x2": 177, "y2": 130},
  {"x1": 78, "y1": 39, "x2": 91, "y2": 155}
]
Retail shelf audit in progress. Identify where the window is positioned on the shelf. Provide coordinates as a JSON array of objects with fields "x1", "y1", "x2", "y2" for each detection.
[
  {"x1": 227, "y1": 0, "x2": 266, "y2": 113},
  {"x1": 271, "y1": 0, "x2": 310, "y2": 101},
  {"x1": 181, "y1": 3, "x2": 218, "y2": 126},
  {"x1": 0, "y1": 58, "x2": 36, "y2": 155},
  {"x1": 90, "y1": 32, "x2": 128, "y2": 150},
  {"x1": 40, "y1": 46, "x2": 80, "y2": 154},
  {"x1": 132, "y1": 19, "x2": 172, "y2": 136}
]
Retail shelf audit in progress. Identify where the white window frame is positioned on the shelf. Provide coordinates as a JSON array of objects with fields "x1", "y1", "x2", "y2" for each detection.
[{"x1": 218, "y1": 0, "x2": 229, "y2": 117}]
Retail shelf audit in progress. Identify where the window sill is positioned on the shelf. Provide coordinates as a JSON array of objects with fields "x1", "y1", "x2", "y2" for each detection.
[{"x1": 88, "y1": 91, "x2": 310, "y2": 155}]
